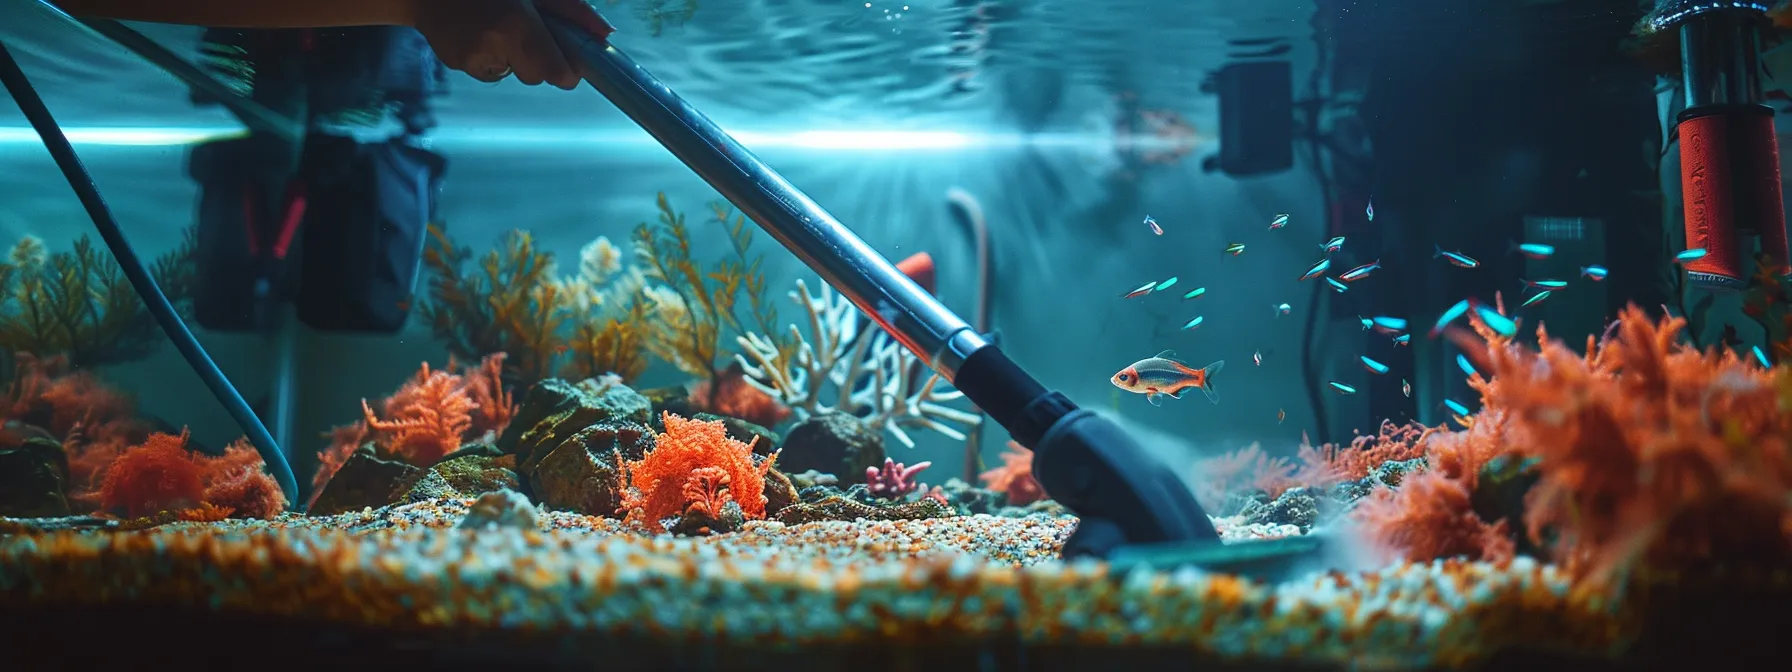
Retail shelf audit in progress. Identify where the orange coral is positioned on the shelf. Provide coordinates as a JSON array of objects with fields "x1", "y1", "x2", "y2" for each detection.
[
  {"x1": 1295, "y1": 421, "x2": 1434, "y2": 486},
  {"x1": 313, "y1": 355, "x2": 515, "y2": 503},
  {"x1": 686, "y1": 362, "x2": 791, "y2": 428},
  {"x1": 99, "y1": 430, "x2": 287, "y2": 519},
  {"x1": 680, "y1": 466, "x2": 734, "y2": 520},
  {"x1": 980, "y1": 442, "x2": 1046, "y2": 506},
  {"x1": 1354, "y1": 469, "x2": 1516, "y2": 565},
  {"x1": 1191, "y1": 444, "x2": 1294, "y2": 511},
  {"x1": 621, "y1": 412, "x2": 775, "y2": 532},
  {"x1": 360, "y1": 361, "x2": 477, "y2": 465},
  {"x1": 455, "y1": 353, "x2": 515, "y2": 437}
]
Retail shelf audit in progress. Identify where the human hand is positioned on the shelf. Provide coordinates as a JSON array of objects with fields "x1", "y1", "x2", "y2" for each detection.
[{"x1": 411, "y1": 0, "x2": 615, "y2": 90}]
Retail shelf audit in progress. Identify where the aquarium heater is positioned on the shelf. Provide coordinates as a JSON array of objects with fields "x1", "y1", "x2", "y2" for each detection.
[{"x1": 1654, "y1": 0, "x2": 1790, "y2": 289}]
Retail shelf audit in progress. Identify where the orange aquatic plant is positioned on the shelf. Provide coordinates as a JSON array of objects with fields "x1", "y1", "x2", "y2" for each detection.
[
  {"x1": 313, "y1": 354, "x2": 516, "y2": 503},
  {"x1": 620, "y1": 412, "x2": 776, "y2": 532},
  {"x1": 1, "y1": 352, "x2": 145, "y2": 501},
  {"x1": 1354, "y1": 303, "x2": 1792, "y2": 585},
  {"x1": 99, "y1": 429, "x2": 286, "y2": 519},
  {"x1": 1484, "y1": 306, "x2": 1792, "y2": 585}
]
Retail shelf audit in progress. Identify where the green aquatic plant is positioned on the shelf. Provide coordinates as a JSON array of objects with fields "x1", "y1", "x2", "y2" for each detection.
[{"x1": 0, "y1": 232, "x2": 196, "y2": 367}]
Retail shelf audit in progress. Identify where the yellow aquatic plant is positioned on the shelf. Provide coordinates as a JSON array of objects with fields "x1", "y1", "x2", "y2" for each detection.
[
  {"x1": 633, "y1": 193, "x2": 787, "y2": 403},
  {"x1": 420, "y1": 226, "x2": 657, "y2": 385}
]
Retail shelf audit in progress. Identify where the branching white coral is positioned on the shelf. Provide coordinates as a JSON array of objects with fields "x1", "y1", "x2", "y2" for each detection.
[{"x1": 735, "y1": 278, "x2": 981, "y2": 448}]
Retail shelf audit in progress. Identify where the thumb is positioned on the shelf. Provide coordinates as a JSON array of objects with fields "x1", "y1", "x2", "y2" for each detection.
[{"x1": 534, "y1": 0, "x2": 616, "y2": 40}]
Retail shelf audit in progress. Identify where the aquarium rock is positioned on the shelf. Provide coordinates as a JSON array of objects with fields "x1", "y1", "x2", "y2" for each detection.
[
  {"x1": 1370, "y1": 457, "x2": 1428, "y2": 489},
  {"x1": 937, "y1": 478, "x2": 1001, "y2": 515},
  {"x1": 638, "y1": 386, "x2": 698, "y2": 421},
  {"x1": 528, "y1": 423, "x2": 653, "y2": 517},
  {"x1": 308, "y1": 444, "x2": 421, "y2": 516},
  {"x1": 457, "y1": 489, "x2": 540, "y2": 531},
  {"x1": 1245, "y1": 486, "x2": 1322, "y2": 533},
  {"x1": 670, "y1": 499, "x2": 746, "y2": 536},
  {"x1": 396, "y1": 454, "x2": 518, "y2": 504},
  {"x1": 787, "y1": 469, "x2": 838, "y2": 490},
  {"x1": 762, "y1": 465, "x2": 798, "y2": 517},
  {"x1": 1473, "y1": 454, "x2": 1544, "y2": 555},
  {"x1": 773, "y1": 493, "x2": 954, "y2": 525},
  {"x1": 497, "y1": 377, "x2": 652, "y2": 456},
  {"x1": 694, "y1": 412, "x2": 780, "y2": 459},
  {"x1": 0, "y1": 436, "x2": 69, "y2": 518},
  {"x1": 776, "y1": 413, "x2": 884, "y2": 485}
]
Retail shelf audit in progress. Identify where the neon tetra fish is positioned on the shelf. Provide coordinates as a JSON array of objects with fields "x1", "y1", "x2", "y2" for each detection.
[{"x1": 1110, "y1": 350, "x2": 1224, "y2": 406}]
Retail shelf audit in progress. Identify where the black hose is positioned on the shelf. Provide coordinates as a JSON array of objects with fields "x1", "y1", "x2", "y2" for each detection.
[{"x1": 0, "y1": 41, "x2": 299, "y2": 503}]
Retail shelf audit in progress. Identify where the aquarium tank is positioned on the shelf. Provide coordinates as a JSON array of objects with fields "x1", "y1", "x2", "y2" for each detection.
[{"x1": 1, "y1": 0, "x2": 1790, "y2": 668}]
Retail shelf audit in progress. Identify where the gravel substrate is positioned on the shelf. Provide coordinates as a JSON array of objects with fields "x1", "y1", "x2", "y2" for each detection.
[{"x1": 0, "y1": 499, "x2": 1626, "y2": 670}]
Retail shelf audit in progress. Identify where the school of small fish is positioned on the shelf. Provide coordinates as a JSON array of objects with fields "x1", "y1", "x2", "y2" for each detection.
[{"x1": 1113, "y1": 211, "x2": 1672, "y2": 429}]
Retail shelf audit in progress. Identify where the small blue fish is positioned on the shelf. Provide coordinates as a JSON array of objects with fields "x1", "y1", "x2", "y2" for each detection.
[
  {"x1": 1340, "y1": 259, "x2": 1381, "y2": 282},
  {"x1": 1183, "y1": 287, "x2": 1206, "y2": 300},
  {"x1": 1365, "y1": 199, "x2": 1374, "y2": 221},
  {"x1": 1472, "y1": 303, "x2": 1518, "y2": 337},
  {"x1": 1157, "y1": 276, "x2": 1179, "y2": 292},
  {"x1": 1360, "y1": 356, "x2": 1389, "y2": 374},
  {"x1": 1182, "y1": 316, "x2": 1205, "y2": 330},
  {"x1": 1124, "y1": 281, "x2": 1156, "y2": 299},
  {"x1": 1320, "y1": 236, "x2": 1346, "y2": 253},
  {"x1": 1581, "y1": 265, "x2": 1609, "y2": 281},
  {"x1": 1431, "y1": 299, "x2": 1472, "y2": 336},
  {"x1": 1457, "y1": 354, "x2": 1478, "y2": 377},
  {"x1": 1434, "y1": 245, "x2": 1481, "y2": 268},
  {"x1": 1325, "y1": 277, "x2": 1348, "y2": 293},
  {"x1": 1443, "y1": 399, "x2": 1470, "y2": 416},
  {"x1": 1329, "y1": 381, "x2": 1357, "y2": 395},
  {"x1": 1371, "y1": 316, "x2": 1409, "y2": 332},
  {"x1": 1675, "y1": 248, "x2": 1708, "y2": 263},
  {"x1": 1225, "y1": 243, "x2": 1247, "y2": 256},
  {"x1": 1145, "y1": 216, "x2": 1163, "y2": 236},
  {"x1": 1521, "y1": 290, "x2": 1553, "y2": 307},
  {"x1": 1270, "y1": 214, "x2": 1289, "y2": 230},
  {"x1": 1401, "y1": 378, "x2": 1411, "y2": 397},
  {"x1": 1754, "y1": 345, "x2": 1772, "y2": 368},
  {"x1": 1392, "y1": 333, "x2": 1411, "y2": 346},
  {"x1": 1520, "y1": 278, "x2": 1569, "y2": 291},
  {"x1": 1507, "y1": 240, "x2": 1555, "y2": 259},
  {"x1": 1358, "y1": 316, "x2": 1373, "y2": 331},
  {"x1": 1274, "y1": 302, "x2": 1292, "y2": 316},
  {"x1": 1301, "y1": 258, "x2": 1332, "y2": 281},
  {"x1": 1111, "y1": 350, "x2": 1224, "y2": 406}
]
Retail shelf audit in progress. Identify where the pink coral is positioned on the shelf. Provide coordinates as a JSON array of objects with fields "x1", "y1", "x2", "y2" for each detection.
[{"x1": 865, "y1": 457, "x2": 931, "y2": 500}]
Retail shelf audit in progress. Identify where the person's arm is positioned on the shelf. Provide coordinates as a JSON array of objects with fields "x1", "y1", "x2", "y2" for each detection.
[{"x1": 50, "y1": 0, "x2": 420, "y2": 28}]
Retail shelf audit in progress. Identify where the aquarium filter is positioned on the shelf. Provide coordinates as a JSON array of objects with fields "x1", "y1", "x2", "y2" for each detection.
[
  {"x1": 1658, "y1": 0, "x2": 1790, "y2": 289},
  {"x1": 1208, "y1": 60, "x2": 1294, "y2": 177}
]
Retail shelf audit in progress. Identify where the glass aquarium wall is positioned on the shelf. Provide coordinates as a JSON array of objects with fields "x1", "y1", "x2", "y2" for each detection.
[{"x1": 1, "y1": 0, "x2": 1790, "y2": 669}]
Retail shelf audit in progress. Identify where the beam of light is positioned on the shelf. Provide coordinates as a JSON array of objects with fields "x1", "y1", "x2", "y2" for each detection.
[{"x1": 0, "y1": 125, "x2": 1042, "y2": 151}]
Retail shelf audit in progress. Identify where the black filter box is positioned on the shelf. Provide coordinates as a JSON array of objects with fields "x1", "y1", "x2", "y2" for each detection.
[{"x1": 1215, "y1": 60, "x2": 1294, "y2": 177}]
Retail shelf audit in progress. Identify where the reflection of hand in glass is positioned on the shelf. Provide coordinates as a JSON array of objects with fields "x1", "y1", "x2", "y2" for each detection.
[{"x1": 56, "y1": 0, "x2": 616, "y2": 90}]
